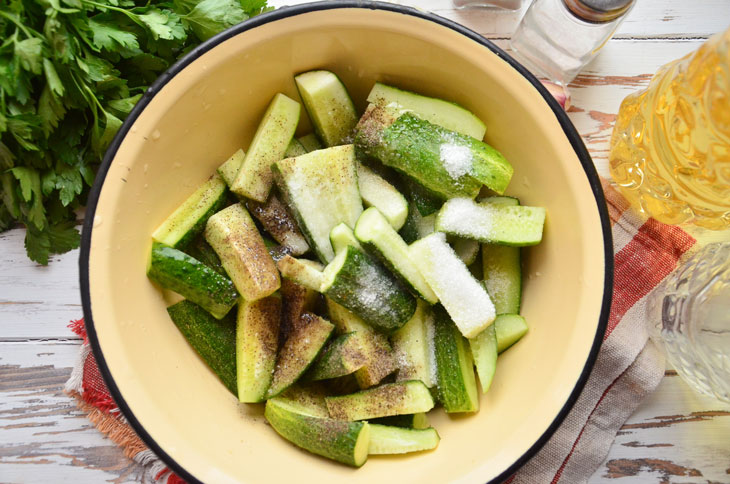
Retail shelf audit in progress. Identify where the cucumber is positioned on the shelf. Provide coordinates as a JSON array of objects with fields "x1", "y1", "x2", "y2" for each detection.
[
  {"x1": 308, "y1": 332, "x2": 368, "y2": 381},
  {"x1": 321, "y1": 245, "x2": 417, "y2": 334},
  {"x1": 236, "y1": 295, "x2": 281, "y2": 402},
  {"x1": 399, "y1": 203, "x2": 421, "y2": 245},
  {"x1": 184, "y1": 236, "x2": 226, "y2": 276},
  {"x1": 280, "y1": 278, "x2": 319, "y2": 344},
  {"x1": 402, "y1": 176, "x2": 444, "y2": 217},
  {"x1": 246, "y1": 195, "x2": 310, "y2": 256},
  {"x1": 325, "y1": 381, "x2": 435, "y2": 421},
  {"x1": 469, "y1": 323, "x2": 497, "y2": 394},
  {"x1": 273, "y1": 144, "x2": 363, "y2": 263},
  {"x1": 368, "y1": 425, "x2": 440, "y2": 455},
  {"x1": 326, "y1": 299, "x2": 398, "y2": 388},
  {"x1": 329, "y1": 223, "x2": 362, "y2": 255},
  {"x1": 391, "y1": 300, "x2": 436, "y2": 388},
  {"x1": 371, "y1": 413, "x2": 429, "y2": 429},
  {"x1": 436, "y1": 197, "x2": 546, "y2": 246},
  {"x1": 152, "y1": 174, "x2": 228, "y2": 249},
  {"x1": 147, "y1": 242, "x2": 238, "y2": 319},
  {"x1": 276, "y1": 255, "x2": 325, "y2": 292},
  {"x1": 265, "y1": 397, "x2": 370, "y2": 467},
  {"x1": 495, "y1": 314, "x2": 529, "y2": 354},
  {"x1": 295, "y1": 70, "x2": 357, "y2": 147},
  {"x1": 167, "y1": 300, "x2": 237, "y2": 395},
  {"x1": 205, "y1": 204, "x2": 280, "y2": 301},
  {"x1": 450, "y1": 236, "x2": 479, "y2": 266},
  {"x1": 285, "y1": 138, "x2": 308, "y2": 158},
  {"x1": 357, "y1": 163, "x2": 408, "y2": 230},
  {"x1": 367, "y1": 82, "x2": 486, "y2": 140},
  {"x1": 231, "y1": 93, "x2": 301, "y2": 202},
  {"x1": 298, "y1": 133, "x2": 322, "y2": 153},
  {"x1": 481, "y1": 196, "x2": 522, "y2": 314},
  {"x1": 217, "y1": 149, "x2": 245, "y2": 187},
  {"x1": 267, "y1": 313, "x2": 334, "y2": 398},
  {"x1": 409, "y1": 233, "x2": 495, "y2": 339},
  {"x1": 432, "y1": 305, "x2": 479, "y2": 413},
  {"x1": 354, "y1": 207, "x2": 438, "y2": 304},
  {"x1": 277, "y1": 386, "x2": 330, "y2": 418}
]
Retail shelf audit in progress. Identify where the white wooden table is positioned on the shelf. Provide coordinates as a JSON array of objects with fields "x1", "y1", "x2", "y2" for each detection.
[{"x1": 2, "y1": 1, "x2": 730, "y2": 482}]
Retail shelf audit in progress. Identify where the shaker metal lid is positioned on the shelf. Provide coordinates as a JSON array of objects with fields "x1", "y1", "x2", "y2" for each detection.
[{"x1": 564, "y1": 0, "x2": 634, "y2": 22}]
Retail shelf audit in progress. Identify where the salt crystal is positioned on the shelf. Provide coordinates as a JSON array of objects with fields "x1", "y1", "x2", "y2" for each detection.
[{"x1": 439, "y1": 143, "x2": 472, "y2": 179}]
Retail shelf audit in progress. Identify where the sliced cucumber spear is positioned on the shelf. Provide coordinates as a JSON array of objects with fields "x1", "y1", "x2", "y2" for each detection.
[
  {"x1": 217, "y1": 149, "x2": 245, "y2": 187},
  {"x1": 325, "y1": 380, "x2": 435, "y2": 421},
  {"x1": 204, "y1": 204, "x2": 280, "y2": 301},
  {"x1": 231, "y1": 93, "x2": 300, "y2": 202},
  {"x1": 147, "y1": 242, "x2": 238, "y2": 320},
  {"x1": 329, "y1": 222, "x2": 362, "y2": 255},
  {"x1": 265, "y1": 397, "x2": 370, "y2": 467},
  {"x1": 295, "y1": 70, "x2": 358, "y2": 147},
  {"x1": 280, "y1": 278, "x2": 319, "y2": 344},
  {"x1": 152, "y1": 174, "x2": 228, "y2": 249},
  {"x1": 436, "y1": 197, "x2": 546, "y2": 246},
  {"x1": 469, "y1": 323, "x2": 497, "y2": 394},
  {"x1": 391, "y1": 300, "x2": 436, "y2": 388},
  {"x1": 368, "y1": 425, "x2": 440, "y2": 455},
  {"x1": 321, "y1": 245, "x2": 417, "y2": 334},
  {"x1": 307, "y1": 332, "x2": 368, "y2": 381},
  {"x1": 236, "y1": 295, "x2": 281, "y2": 403},
  {"x1": 371, "y1": 413, "x2": 429, "y2": 429},
  {"x1": 246, "y1": 195, "x2": 310, "y2": 256},
  {"x1": 357, "y1": 163, "x2": 408, "y2": 231},
  {"x1": 297, "y1": 133, "x2": 322, "y2": 153},
  {"x1": 481, "y1": 196, "x2": 522, "y2": 314},
  {"x1": 495, "y1": 314, "x2": 529, "y2": 354},
  {"x1": 284, "y1": 138, "x2": 308, "y2": 158},
  {"x1": 276, "y1": 255, "x2": 325, "y2": 292}
]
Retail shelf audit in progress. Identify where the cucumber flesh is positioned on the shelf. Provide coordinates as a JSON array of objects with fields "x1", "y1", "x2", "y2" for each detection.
[
  {"x1": 371, "y1": 413, "x2": 429, "y2": 429},
  {"x1": 276, "y1": 386, "x2": 330, "y2": 418},
  {"x1": 481, "y1": 196, "x2": 522, "y2": 314},
  {"x1": 232, "y1": 93, "x2": 301, "y2": 202},
  {"x1": 308, "y1": 332, "x2": 368, "y2": 381},
  {"x1": 167, "y1": 300, "x2": 237, "y2": 395},
  {"x1": 298, "y1": 133, "x2": 323, "y2": 153},
  {"x1": 285, "y1": 138, "x2": 308, "y2": 158},
  {"x1": 295, "y1": 70, "x2": 358, "y2": 147},
  {"x1": 280, "y1": 278, "x2": 319, "y2": 344},
  {"x1": 329, "y1": 222, "x2": 362, "y2": 255},
  {"x1": 184, "y1": 236, "x2": 226, "y2": 276},
  {"x1": 246, "y1": 194, "x2": 310, "y2": 256},
  {"x1": 391, "y1": 300, "x2": 436, "y2": 388},
  {"x1": 147, "y1": 242, "x2": 238, "y2": 320},
  {"x1": 152, "y1": 174, "x2": 228, "y2": 249},
  {"x1": 495, "y1": 314, "x2": 529, "y2": 353},
  {"x1": 469, "y1": 323, "x2": 497, "y2": 394},
  {"x1": 357, "y1": 163, "x2": 408, "y2": 230},
  {"x1": 205, "y1": 204, "x2": 280, "y2": 301},
  {"x1": 325, "y1": 380, "x2": 435, "y2": 421},
  {"x1": 450, "y1": 236, "x2": 479, "y2": 266},
  {"x1": 354, "y1": 207, "x2": 438, "y2": 304},
  {"x1": 217, "y1": 149, "x2": 245, "y2": 187},
  {"x1": 436, "y1": 197, "x2": 546, "y2": 246},
  {"x1": 276, "y1": 255, "x2": 325, "y2": 292},
  {"x1": 367, "y1": 82, "x2": 486, "y2": 140},
  {"x1": 409, "y1": 233, "x2": 495, "y2": 339},
  {"x1": 265, "y1": 397, "x2": 370, "y2": 467},
  {"x1": 368, "y1": 425, "x2": 440, "y2": 455},
  {"x1": 236, "y1": 295, "x2": 281, "y2": 402}
]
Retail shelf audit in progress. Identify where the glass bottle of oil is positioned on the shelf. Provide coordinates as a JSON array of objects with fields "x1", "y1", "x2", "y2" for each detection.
[{"x1": 609, "y1": 28, "x2": 730, "y2": 230}]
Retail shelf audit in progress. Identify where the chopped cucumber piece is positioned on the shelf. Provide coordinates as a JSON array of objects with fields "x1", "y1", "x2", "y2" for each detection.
[
  {"x1": 469, "y1": 324, "x2": 497, "y2": 394},
  {"x1": 354, "y1": 207, "x2": 438, "y2": 304},
  {"x1": 391, "y1": 300, "x2": 436, "y2": 388},
  {"x1": 325, "y1": 381, "x2": 435, "y2": 421},
  {"x1": 205, "y1": 204, "x2": 280, "y2": 301},
  {"x1": 433, "y1": 305, "x2": 479, "y2": 413},
  {"x1": 184, "y1": 236, "x2": 226, "y2": 277},
  {"x1": 367, "y1": 82, "x2": 486, "y2": 140},
  {"x1": 402, "y1": 176, "x2": 444, "y2": 217},
  {"x1": 267, "y1": 313, "x2": 334, "y2": 398},
  {"x1": 479, "y1": 195, "x2": 520, "y2": 206},
  {"x1": 273, "y1": 144, "x2": 363, "y2": 263},
  {"x1": 217, "y1": 149, "x2": 245, "y2": 187},
  {"x1": 495, "y1": 314, "x2": 529, "y2": 353},
  {"x1": 450, "y1": 236, "x2": 479, "y2": 266},
  {"x1": 409, "y1": 233, "x2": 495, "y2": 338},
  {"x1": 298, "y1": 133, "x2": 322, "y2": 152},
  {"x1": 308, "y1": 332, "x2": 368, "y2": 381},
  {"x1": 329, "y1": 222, "x2": 362, "y2": 255},
  {"x1": 357, "y1": 163, "x2": 408, "y2": 230},
  {"x1": 295, "y1": 70, "x2": 357, "y2": 147},
  {"x1": 246, "y1": 195, "x2": 310, "y2": 256},
  {"x1": 148, "y1": 242, "x2": 238, "y2": 320},
  {"x1": 232, "y1": 93, "x2": 301, "y2": 202},
  {"x1": 277, "y1": 386, "x2": 330, "y2": 418},
  {"x1": 285, "y1": 138, "x2": 307, "y2": 158},
  {"x1": 371, "y1": 413, "x2": 429, "y2": 429},
  {"x1": 280, "y1": 278, "x2": 319, "y2": 343},
  {"x1": 321, "y1": 245, "x2": 416, "y2": 334},
  {"x1": 265, "y1": 397, "x2": 370, "y2": 467},
  {"x1": 276, "y1": 255, "x2": 325, "y2": 292},
  {"x1": 368, "y1": 425, "x2": 440, "y2": 455},
  {"x1": 436, "y1": 197, "x2": 546, "y2": 246},
  {"x1": 152, "y1": 174, "x2": 228, "y2": 249},
  {"x1": 167, "y1": 300, "x2": 237, "y2": 395},
  {"x1": 326, "y1": 299, "x2": 398, "y2": 388},
  {"x1": 236, "y1": 295, "x2": 281, "y2": 402},
  {"x1": 481, "y1": 196, "x2": 522, "y2": 314}
]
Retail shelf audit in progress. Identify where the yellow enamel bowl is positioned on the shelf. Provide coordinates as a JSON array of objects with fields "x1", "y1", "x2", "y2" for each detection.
[{"x1": 80, "y1": 2, "x2": 612, "y2": 483}]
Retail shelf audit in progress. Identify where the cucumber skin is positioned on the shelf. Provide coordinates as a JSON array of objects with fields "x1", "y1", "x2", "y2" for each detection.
[
  {"x1": 169, "y1": 183, "x2": 229, "y2": 250},
  {"x1": 370, "y1": 413, "x2": 427, "y2": 429},
  {"x1": 324, "y1": 246, "x2": 416, "y2": 334},
  {"x1": 166, "y1": 300, "x2": 237, "y2": 395},
  {"x1": 148, "y1": 243, "x2": 238, "y2": 320},
  {"x1": 402, "y1": 176, "x2": 444, "y2": 217},
  {"x1": 265, "y1": 398, "x2": 369, "y2": 467},
  {"x1": 184, "y1": 236, "x2": 226, "y2": 276}
]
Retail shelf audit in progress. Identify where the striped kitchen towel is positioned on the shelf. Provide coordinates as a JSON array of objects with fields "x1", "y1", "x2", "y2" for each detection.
[{"x1": 64, "y1": 179, "x2": 696, "y2": 483}]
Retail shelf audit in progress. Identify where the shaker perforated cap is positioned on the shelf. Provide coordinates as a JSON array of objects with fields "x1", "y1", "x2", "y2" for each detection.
[{"x1": 564, "y1": 0, "x2": 634, "y2": 22}]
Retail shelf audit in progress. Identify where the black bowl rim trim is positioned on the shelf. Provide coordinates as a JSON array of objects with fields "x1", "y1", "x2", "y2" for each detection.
[{"x1": 79, "y1": 2, "x2": 613, "y2": 483}]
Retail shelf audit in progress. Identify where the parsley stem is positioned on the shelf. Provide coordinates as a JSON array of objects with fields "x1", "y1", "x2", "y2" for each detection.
[
  {"x1": 0, "y1": 10, "x2": 38, "y2": 39},
  {"x1": 80, "y1": 0, "x2": 145, "y2": 28}
]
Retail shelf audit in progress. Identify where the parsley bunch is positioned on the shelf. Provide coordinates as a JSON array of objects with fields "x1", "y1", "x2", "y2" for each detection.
[{"x1": 0, "y1": 0, "x2": 268, "y2": 264}]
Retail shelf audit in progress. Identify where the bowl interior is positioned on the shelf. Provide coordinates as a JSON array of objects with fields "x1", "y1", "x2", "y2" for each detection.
[{"x1": 85, "y1": 6, "x2": 608, "y2": 483}]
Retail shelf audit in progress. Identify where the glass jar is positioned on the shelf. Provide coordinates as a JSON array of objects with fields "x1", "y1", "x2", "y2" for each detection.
[
  {"x1": 453, "y1": 0, "x2": 524, "y2": 10},
  {"x1": 609, "y1": 28, "x2": 730, "y2": 230},
  {"x1": 647, "y1": 242, "x2": 730, "y2": 403},
  {"x1": 509, "y1": 0, "x2": 635, "y2": 86}
]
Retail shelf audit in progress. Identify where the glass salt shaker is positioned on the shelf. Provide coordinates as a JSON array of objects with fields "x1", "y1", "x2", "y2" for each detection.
[
  {"x1": 646, "y1": 242, "x2": 730, "y2": 403},
  {"x1": 453, "y1": 0, "x2": 524, "y2": 10},
  {"x1": 510, "y1": 0, "x2": 635, "y2": 86}
]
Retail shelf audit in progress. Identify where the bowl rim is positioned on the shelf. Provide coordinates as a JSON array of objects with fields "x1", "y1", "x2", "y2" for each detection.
[{"x1": 79, "y1": 2, "x2": 614, "y2": 482}]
